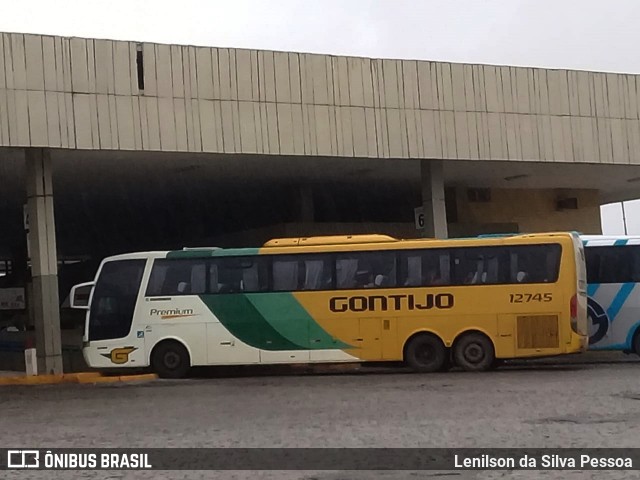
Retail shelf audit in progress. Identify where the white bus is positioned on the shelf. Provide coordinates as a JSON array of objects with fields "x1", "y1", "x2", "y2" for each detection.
[
  {"x1": 582, "y1": 235, "x2": 640, "y2": 355},
  {"x1": 71, "y1": 233, "x2": 587, "y2": 378}
]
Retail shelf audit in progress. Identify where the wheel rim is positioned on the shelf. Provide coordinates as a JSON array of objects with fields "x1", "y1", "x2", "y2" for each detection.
[
  {"x1": 415, "y1": 342, "x2": 436, "y2": 366},
  {"x1": 164, "y1": 351, "x2": 181, "y2": 369},
  {"x1": 463, "y1": 342, "x2": 485, "y2": 364}
]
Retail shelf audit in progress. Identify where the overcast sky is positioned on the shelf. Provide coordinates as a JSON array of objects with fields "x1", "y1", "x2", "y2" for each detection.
[{"x1": 2, "y1": 0, "x2": 639, "y2": 234}]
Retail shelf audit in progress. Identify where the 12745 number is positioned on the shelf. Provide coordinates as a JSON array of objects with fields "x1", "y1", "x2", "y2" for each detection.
[{"x1": 509, "y1": 293, "x2": 552, "y2": 303}]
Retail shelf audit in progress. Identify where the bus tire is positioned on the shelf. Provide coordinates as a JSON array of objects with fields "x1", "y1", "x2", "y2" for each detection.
[
  {"x1": 453, "y1": 333, "x2": 495, "y2": 372},
  {"x1": 404, "y1": 334, "x2": 447, "y2": 373},
  {"x1": 151, "y1": 341, "x2": 191, "y2": 379}
]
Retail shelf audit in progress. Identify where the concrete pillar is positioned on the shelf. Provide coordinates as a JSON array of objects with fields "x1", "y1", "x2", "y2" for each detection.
[
  {"x1": 298, "y1": 185, "x2": 315, "y2": 223},
  {"x1": 421, "y1": 160, "x2": 448, "y2": 238},
  {"x1": 25, "y1": 148, "x2": 63, "y2": 374}
]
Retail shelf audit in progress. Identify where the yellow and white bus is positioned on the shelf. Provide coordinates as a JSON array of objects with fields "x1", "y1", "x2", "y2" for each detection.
[{"x1": 71, "y1": 232, "x2": 588, "y2": 378}]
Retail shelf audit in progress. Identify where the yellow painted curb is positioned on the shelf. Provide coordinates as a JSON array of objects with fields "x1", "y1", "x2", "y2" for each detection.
[
  {"x1": 77, "y1": 373, "x2": 157, "y2": 384},
  {"x1": 0, "y1": 372, "x2": 157, "y2": 386},
  {"x1": 61, "y1": 372, "x2": 103, "y2": 383},
  {"x1": 117, "y1": 373, "x2": 158, "y2": 382},
  {"x1": 76, "y1": 375, "x2": 123, "y2": 384}
]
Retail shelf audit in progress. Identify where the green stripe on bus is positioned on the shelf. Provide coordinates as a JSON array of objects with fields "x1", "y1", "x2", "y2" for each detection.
[
  {"x1": 167, "y1": 250, "x2": 218, "y2": 259},
  {"x1": 199, "y1": 294, "x2": 304, "y2": 351},
  {"x1": 211, "y1": 248, "x2": 261, "y2": 257},
  {"x1": 247, "y1": 293, "x2": 351, "y2": 350},
  {"x1": 167, "y1": 248, "x2": 260, "y2": 259}
]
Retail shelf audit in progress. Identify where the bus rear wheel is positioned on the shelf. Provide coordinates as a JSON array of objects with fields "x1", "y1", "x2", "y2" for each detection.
[
  {"x1": 404, "y1": 334, "x2": 447, "y2": 373},
  {"x1": 151, "y1": 341, "x2": 191, "y2": 379},
  {"x1": 453, "y1": 333, "x2": 495, "y2": 372}
]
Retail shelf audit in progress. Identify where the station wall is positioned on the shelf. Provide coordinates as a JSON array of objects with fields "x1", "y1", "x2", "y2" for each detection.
[{"x1": 450, "y1": 187, "x2": 601, "y2": 236}]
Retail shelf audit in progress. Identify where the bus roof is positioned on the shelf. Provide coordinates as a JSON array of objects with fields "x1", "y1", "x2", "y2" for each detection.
[
  {"x1": 581, "y1": 235, "x2": 640, "y2": 246},
  {"x1": 98, "y1": 232, "x2": 578, "y2": 263},
  {"x1": 581, "y1": 235, "x2": 640, "y2": 240},
  {"x1": 263, "y1": 232, "x2": 577, "y2": 248},
  {"x1": 262, "y1": 234, "x2": 400, "y2": 247}
]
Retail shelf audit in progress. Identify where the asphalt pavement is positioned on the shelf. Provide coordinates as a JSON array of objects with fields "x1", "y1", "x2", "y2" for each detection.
[{"x1": 2, "y1": 356, "x2": 640, "y2": 480}]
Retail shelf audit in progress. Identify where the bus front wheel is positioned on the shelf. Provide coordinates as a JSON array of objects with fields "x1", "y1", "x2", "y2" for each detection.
[
  {"x1": 404, "y1": 334, "x2": 447, "y2": 373},
  {"x1": 453, "y1": 333, "x2": 495, "y2": 372},
  {"x1": 151, "y1": 341, "x2": 191, "y2": 379}
]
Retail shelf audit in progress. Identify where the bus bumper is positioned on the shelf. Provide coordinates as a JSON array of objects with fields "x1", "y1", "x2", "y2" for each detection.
[
  {"x1": 578, "y1": 335, "x2": 589, "y2": 352},
  {"x1": 566, "y1": 334, "x2": 588, "y2": 354}
]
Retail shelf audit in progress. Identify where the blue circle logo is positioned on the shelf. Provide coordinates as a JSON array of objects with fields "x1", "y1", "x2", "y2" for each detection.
[{"x1": 587, "y1": 297, "x2": 609, "y2": 345}]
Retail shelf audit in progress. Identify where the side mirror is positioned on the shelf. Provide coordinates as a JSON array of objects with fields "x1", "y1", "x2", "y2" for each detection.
[{"x1": 70, "y1": 282, "x2": 95, "y2": 310}]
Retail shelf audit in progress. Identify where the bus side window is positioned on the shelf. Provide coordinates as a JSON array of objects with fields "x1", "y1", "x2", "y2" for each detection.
[
  {"x1": 269, "y1": 255, "x2": 333, "y2": 292},
  {"x1": 336, "y1": 257, "x2": 359, "y2": 289},
  {"x1": 146, "y1": 263, "x2": 168, "y2": 296},
  {"x1": 336, "y1": 252, "x2": 396, "y2": 289},
  {"x1": 484, "y1": 256, "x2": 500, "y2": 283},
  {"x1": 211, "y1": 259, "x2": 242, "y2": 293},
  {"x1": 371, "y1": 254, "x2": 396, "y2": 288},
  {"x1": 618, "y1": 251, "x2": 635, "y2": 283},
  {"x1": 399, "y1": 250, "x2": 450, "y2": 287},
  {"x1": 402, "y1": 255, "x2": 422, "y2": 286},
  {"x1": 584, "y1": 249, "x2": 600, "y2": 284},
  {"x1": 437, "y1": 252, "x2": 451, "y2": 284},
  {"x1": 302, "y1": 257, "x2": 333, "y2": 290},
  {"x1": 509, "y1": 245, "x2": 561, "y2": 284},
  {"x1": 603, "y1": 251, "x2": 620, "y2": 283},
  {"x1": 453, "y1": 249, "x2": 482, "y2": 285},
  {"x1": 273, "y1": 259, "x2": 299, "y2": 291},
  {"x1": 146, "y1": 259, "x2": 206, "y2": 296},
  {"x1": 213, "y1": 257, "x2": 268, "y2": 293},
  {"x1": 586, "y1": 247, "x2": 635, "y2": 284},
  {"x1": 452, "y1": 247, "x2": 512, "y2": 285},
  {"x1": 190, "y1": 263, "x2": 207, "y2": 294},
  {"x1": 209, "y1": 264, "x2": 220, "y2": 293},
  {"x1": 633, "y1": 248, "x2": 640, "y2": 282},
  {"x1": 242, "y1": 264, "x2": 260, "y2": 291}
]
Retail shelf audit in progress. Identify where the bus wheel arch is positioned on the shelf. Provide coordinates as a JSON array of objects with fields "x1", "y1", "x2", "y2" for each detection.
[
  {"x1": 403, "y1": 331, "x2": 449, "y2": 373},
  {"x1": 452, "y1": 330, "x2": 496, "y2": 372},
  {"x1": 150, "y1": 339, "x2": 192, "y2": 379},
  {"x1": 632, "y1": 327, "x2": 640, "y2": 356}
]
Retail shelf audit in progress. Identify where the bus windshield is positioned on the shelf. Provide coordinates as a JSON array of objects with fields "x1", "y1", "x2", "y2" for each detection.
[{"x1": 88, "y1": 259, "x2": 146, "y2": 341}]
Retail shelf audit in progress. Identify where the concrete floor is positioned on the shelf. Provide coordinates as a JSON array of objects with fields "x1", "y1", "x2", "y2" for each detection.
[{"x1": 2, "y1": 357, "x2": 640, "y2": 480}]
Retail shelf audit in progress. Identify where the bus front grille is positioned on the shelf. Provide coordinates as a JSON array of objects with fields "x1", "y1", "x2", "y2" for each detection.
[{"x1": 517, "y1": 315, "x2": 559, "y2": 349}]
